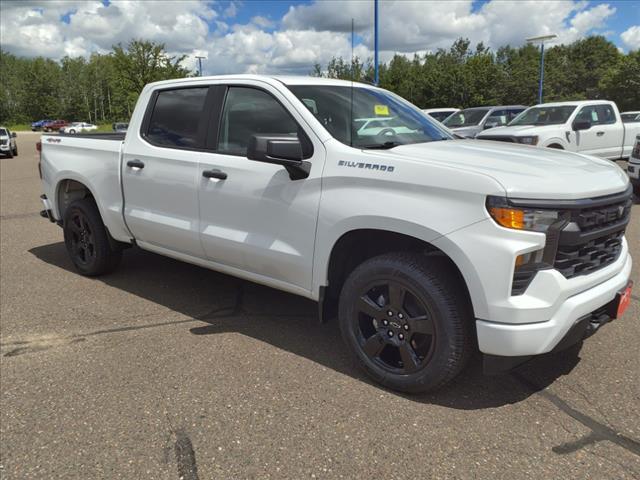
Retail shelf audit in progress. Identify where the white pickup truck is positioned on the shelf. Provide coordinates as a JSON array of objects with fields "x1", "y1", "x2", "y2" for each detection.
[
  {"x1": 476, "y1": 100, "x2": 640, "y2": 160},
  {"x1": 38, "y1": 76, "x2": 634, "y2": 393}
]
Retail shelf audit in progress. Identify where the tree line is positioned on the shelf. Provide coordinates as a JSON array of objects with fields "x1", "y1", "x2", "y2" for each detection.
[
  {"x1": 0, "y1": 40, "x2": 191, "y2": 125},
  {"x1": 312, "y1": 36, "x2": 639, "y2": 112},
  {"x1": 1, "y1": 36, "x2": 638, "y2": 126}
]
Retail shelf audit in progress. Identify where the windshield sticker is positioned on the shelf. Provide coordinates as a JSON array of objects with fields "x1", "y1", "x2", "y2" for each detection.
[
  {"x1": 338, "y1": 160, "x2": 395, "y2": 172},
  {"x1": 374, "y1": 104, "x2": 390, "y2": 116}
]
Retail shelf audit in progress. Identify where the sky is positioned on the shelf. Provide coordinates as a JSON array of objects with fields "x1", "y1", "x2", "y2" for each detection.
[{"x1": 1, "y1": 0, "x2": 639, "y2": 75}]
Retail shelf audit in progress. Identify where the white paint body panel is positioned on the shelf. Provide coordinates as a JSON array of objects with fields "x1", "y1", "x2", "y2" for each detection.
[{"x1": 39, "y1": 75, "x2": 633, "y2": 358}]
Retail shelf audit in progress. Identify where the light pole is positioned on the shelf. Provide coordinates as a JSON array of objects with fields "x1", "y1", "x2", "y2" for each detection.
[
  {"x1": 374, "y1": 0, "x2": 379, "y2": 85},
  {"x1": 526, "y1": 34, "x2": 557, "y2": 104},
  {"x1": 195, "y1": 55, "x2": 206, "y2": 77}
]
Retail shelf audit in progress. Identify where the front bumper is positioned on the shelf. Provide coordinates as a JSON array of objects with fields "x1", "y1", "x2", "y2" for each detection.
[{"x1": 476, "y1": 251, "x2": 632, "y2": 357}]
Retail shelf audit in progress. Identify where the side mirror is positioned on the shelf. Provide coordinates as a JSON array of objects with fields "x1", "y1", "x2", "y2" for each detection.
[
  {"x1": 247, "y1": 135, "x2": 311, "y2": 180},
  {"x1": 11, "y1": 132, "x2": 17, "y2": 138},
  {"x1": 573, "y1": 120, "x2": 591, "y2": 131}
]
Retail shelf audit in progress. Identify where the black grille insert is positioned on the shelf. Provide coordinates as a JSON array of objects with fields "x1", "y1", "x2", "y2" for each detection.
[{"x1": 554, "y1": 230, "x2": 624, "y2": 278}]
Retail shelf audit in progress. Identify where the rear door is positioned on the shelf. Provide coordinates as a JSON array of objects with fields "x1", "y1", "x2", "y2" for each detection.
[
  {"x1": 122, "y1": 86, "x2": 212, "y2": 257},
  {"x1": 198, "y1": 82, "x2": 325, "y2": 292}
]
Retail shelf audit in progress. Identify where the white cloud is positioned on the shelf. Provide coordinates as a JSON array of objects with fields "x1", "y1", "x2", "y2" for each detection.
[
  {"x1": 621, "y1": 25, "x2": 640, "y2": 51},
  {"x1": 0, "y1": 0, "x2": 626, "y2": 75}
]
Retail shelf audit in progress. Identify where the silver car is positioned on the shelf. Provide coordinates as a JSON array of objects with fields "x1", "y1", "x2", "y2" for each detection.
[{"x1": 443, "y1": 105, "x2": 527, "y2": 138}]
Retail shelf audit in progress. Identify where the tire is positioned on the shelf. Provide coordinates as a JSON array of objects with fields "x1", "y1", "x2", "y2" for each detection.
[
  {"x1": 6, "y1": 149, "x2": 13, "y2": 159},
  {"x1": 69, "y1": 129, "x2": 76, "y2": 134},
  {"x1": 12, "y1": 147, "x2": 17, "y2": 156},
  {"x1": 339, "y1": 253, "x2": 473, "y2": 393},
  {"x1": 63, "y1": 198, "x2": 122, "y2": 276}
]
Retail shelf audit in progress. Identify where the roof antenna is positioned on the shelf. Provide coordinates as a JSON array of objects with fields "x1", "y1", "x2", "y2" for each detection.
[{"x1": 350, "y1": 17, "x2": 355, "y2": 147}]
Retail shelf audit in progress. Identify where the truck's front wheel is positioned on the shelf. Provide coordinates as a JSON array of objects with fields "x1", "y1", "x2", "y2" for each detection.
[
  {"x1": 63, "y1": 198, "x2": 122, "y2": 276},
  {"x1": 339, "y1": 253, "x2": 472, "y2": 393}
]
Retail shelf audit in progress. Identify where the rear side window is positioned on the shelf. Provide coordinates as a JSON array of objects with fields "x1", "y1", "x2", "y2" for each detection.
[
  {"x1": 146, "y1": 88, "x2": 209, "y2": 148},
  {"x1": 595, "y1": 105, "x2": 616, "y2": 125},
  {"x1": 218, "y1": 87, "x2": 299, "y2": 156}
]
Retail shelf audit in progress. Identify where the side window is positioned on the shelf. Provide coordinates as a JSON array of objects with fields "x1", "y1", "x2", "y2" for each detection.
[
  {"x1": 576, "y1": 105, "x2": 599, "y2": 125},
  {"x1": 146, "y1": 87, "x2": 209, "y2": 148},
  {"x1": 508, "y1": 109, "x2": 524, "y2": 121},
  {"x1": 595, "y1": 105, "x2": 616, "y2": 125},
  {"x1": 218, "y1": 87, "x2": 299, "y2": 156},
  {"x1": 486, "y1": 110, "x2": 508, "y2": 126}
]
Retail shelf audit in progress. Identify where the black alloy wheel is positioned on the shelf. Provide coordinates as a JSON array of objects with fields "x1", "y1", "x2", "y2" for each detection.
[
  {"x1": 339, "y1": 253, "x2": 472, "y2": 393},
  {"x1": 354, "y1": 281, "x2": 436, "y2": 374},
  {"x1": 67, "y1": 210, "x2": 97, "y2": 267}
]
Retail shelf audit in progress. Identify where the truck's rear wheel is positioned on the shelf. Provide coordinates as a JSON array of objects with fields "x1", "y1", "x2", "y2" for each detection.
[
  {"x1": 63, "y1": 198, "x2": 122, "y2": 276},
  {"x1": 339, "y1": 253, "x2": 472, "y2": 393}
]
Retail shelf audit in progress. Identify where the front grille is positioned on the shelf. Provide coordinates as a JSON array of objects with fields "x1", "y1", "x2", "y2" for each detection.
[
  {"x1": 575, "y1": 198, "x2": 632, "y2": 233},
  {"x1": 478, "y1": 136, "x2": 516, "y2": 143},
  {"x1": 554, "y1": 230, "x2": 624, "y2": 278}
]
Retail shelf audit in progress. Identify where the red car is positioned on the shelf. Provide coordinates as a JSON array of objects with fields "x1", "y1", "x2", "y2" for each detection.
[{"x1": 42, "y1": 120, "x2": 68, "y2": 132}]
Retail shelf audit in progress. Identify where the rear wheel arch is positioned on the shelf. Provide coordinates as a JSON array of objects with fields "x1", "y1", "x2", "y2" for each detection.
[
  {"x1": 320, "y1": 229, "x2": 474, "y2": 324},
  {"x1": 56, "y1": 179, "x2": 96, "y2": 221}
]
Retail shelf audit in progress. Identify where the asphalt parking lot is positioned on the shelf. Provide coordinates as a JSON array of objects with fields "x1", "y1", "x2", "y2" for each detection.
[{"x1": 1, "y1": 132, "x2": 639, "y2": 479}]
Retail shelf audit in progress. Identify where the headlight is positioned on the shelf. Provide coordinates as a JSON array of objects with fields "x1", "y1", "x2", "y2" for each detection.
[
  {"x1": 486, "y1": 196, "x2": 561, "y2": 232},
  {"x1": 516, "y1": 136, "x2": 538, "y2": 145}
]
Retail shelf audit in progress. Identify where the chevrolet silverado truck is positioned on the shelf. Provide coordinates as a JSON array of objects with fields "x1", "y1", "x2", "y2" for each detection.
[
  {"x1": 477, "y1": 100, "x2": 640, "y2": 160},
  {"x1": 38, "y1": 76, "x2": 634, "y2": 393}
]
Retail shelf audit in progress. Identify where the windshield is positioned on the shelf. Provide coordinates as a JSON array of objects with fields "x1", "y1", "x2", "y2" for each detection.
[
  {"x1": 288, "y1": 85, "x2": 452, "y2": 149},
  {"x1": 510, "y1": 106, "x2": 576, "y2": 126},
  {"x1": 0, "y1": 128, "x2": 7, "y2": 136},
  {"x1": 443, "y1": 108, "x2": 490, "y2": 128}
]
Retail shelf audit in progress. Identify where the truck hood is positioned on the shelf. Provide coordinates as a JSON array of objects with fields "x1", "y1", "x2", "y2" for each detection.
[
  {"x1": 476, "y1": 124, "x2": 566, "y2": 137},
  {"x1": 367, "y1": 139, "x2": 629, "y2": 200}
]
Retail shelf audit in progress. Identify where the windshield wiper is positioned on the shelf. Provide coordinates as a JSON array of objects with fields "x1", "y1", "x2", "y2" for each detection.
[{"x1": 360, "y1": 141, "x2": 402, "y2": 150}]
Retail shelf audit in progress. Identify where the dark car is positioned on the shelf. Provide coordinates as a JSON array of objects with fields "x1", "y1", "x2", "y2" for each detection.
[
  {"x1": 31, "y1": 119, "x2": 52, "y2": 131},
  {"x1": 43, "y1": 120, "x2": 68, "y2": 132}
]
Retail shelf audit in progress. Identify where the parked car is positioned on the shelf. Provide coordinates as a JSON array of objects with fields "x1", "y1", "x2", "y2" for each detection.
[
  {"x1": 31, "y1": 119, "x2": 52, "y2": 131},
  {"x1": 38, "y1": 75, "x2": 633, "y2": 393},
  {"x1": 621, "y1": 111, "x2": 640, "y2": 123},
  {"x1": 112, "y1": 122, "x2": 129, "y2": 132},
  {"x1": 422, "y1": 108, "x2": 459, "y2": 123},
  {"x1": 476, "y1": 100, "x2": 640, "y2": 160},
  {"x1": 42, "y1": 120, "x2": 68, "y2": 132},
  {"x1": 627, "y1": 134, "x2": 640, "y2": 195},
  {"x1": 0, "y1": 126, "x2": 18, "y2": 157},
  {"x1": 60, "y1": 122, "x2": 98, "y2": 134},
  {"x1": 443, "y1": 105, "x2": 527, "y2": 137},
  {"x1": 355, "y1": 117, "x2": 417, "y2": 137}
]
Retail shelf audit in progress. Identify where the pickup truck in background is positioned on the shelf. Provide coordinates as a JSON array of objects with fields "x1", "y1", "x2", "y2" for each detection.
[
  {"x1": 42, "y1": 119, "x2": 68, "y2": 132},
  {"x1": 442, "y1": 105, "x2": 527, "y2": 138},
  {"x1": 0, "y1": 126, "x2": 18, "y2": 157},
  {"x1": 38, "y1": 75, "x2": 633, "y2": 393},
  {"x1": 477, "y1": 100, "x2": 640, "y2": 160}
]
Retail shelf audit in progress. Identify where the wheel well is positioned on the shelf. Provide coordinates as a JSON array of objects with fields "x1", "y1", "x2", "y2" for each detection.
[
  {"x1": 57, "y1": 179, "x2": 94, "y2": 221},
  {"x1": 321, "y1": 229, "x2": 473, "y2": 322},
  {"x1": 547, "y1": 143, "x2": 564, "y2": 149}
]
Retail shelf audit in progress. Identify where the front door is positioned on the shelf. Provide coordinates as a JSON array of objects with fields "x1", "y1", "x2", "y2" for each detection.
[{"x1": 198, "y1": 83, "x2": 325, "y2": 292}]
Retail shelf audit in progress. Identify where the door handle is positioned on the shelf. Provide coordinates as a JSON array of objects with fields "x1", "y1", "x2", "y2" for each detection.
[
  {"x1": 596, "y1": 131, "x2": 605, "y2": 136},
  {"x1": 202, "y1": 169, "x2": 227, "y2": 180},
  {"x1": 127, "y1": 159, "x2": 145, "y2": 169}
]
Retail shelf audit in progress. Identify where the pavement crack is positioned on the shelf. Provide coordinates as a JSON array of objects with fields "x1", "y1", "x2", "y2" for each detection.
[
  {"x1": 0, "y1": 211, "x2": 40, "y2": 221},
  {"x1": 512, "y1": 372, "x2": 640, "y2": 458}
]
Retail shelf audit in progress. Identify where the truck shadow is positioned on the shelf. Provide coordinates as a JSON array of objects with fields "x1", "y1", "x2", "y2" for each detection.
[{"x1": 30, "y1": 242, "x2": 582, "y2": 410}]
